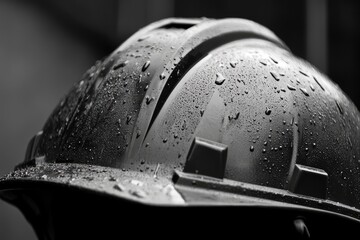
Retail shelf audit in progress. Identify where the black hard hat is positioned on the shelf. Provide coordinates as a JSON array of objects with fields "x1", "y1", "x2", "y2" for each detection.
[{"x1": 1, "y1": 18, "x2": 360, "y2": 239}]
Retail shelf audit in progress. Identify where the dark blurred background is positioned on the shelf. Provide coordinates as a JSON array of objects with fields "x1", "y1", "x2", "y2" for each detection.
[{"x1": 0, "y1": 0, "x2": 359, "y2": 238}]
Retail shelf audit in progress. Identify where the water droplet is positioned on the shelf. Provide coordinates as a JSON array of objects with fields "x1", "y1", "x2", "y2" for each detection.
[
  {"x1": 287, "y1": 84, "x2": 296, "y2": 91},
  {"x1": 234, "y1": 112, "x2": 240, "y2": 120},
  {"x1": 130, "y1": 179, "x2": 144, "y2": 187},
  {"x1": 181, "y1": 120, "x2": 187, "y2": 131},
  {"x1": 215, "y1": 73, "x2": 226, "y2": 85},
  {"x1": 270, "y1": 57, "x2": 278, "y2": 64},
  {"x1": 163, "y1": 138, "x2": 168, "y2": 143},
  {"x1": 40, "y1": 175, "x2": 48, "y2": 180},
  {"x1": 264, "y1": 141, "x2": 268, "y2": 146},
  {"x1": 299, "y1": 70, "x2": 309, "y2": 77},
  {"x1": 300, "y1": 88, "x2": 309, "y2": 96},
  {"x1": 140, "y1": 158, "x2": 145, "y2": 164},
  {"x1": 108, "y1": 176, "x2": 116, "y2": 181},
  {"x1": 142, "y1": 60, "x2": 150, "y2": 72},
  {"x1": 310, "y1": 84, "x2": 315, "y2": 91},
  {"x1": 113, "y1": 60, "x2": 129, "y2": 70},
  {"x1": 250, "y1": 146, "x2": 254, "y2": 152},
  {"x1": 259, "y1": 60, "x2": 267, "y2": 66},
  {"x1": 159, "y1": 71, "x2": 166, "y2": 80},
  {"x1": 113, "y1": 183, "x2": 126, "y2": 192},
  {"x1": 265, "y1": 107, "x2": 272, "y2": 115},
  {"x1": 145, "y1": 95, "x2": 154, "y2": 105},
  {"x1": 305, "y1": 147, "x2": 309, "y2": 152},
  {"x1": 126, "y1": 115, "x2": 132, "y2": 124},
  {"x1": 313, "y1": 76, "x2": 325, "y2": 91},
  {"x1": 60, "y1": 98, "x2": 66, "y2": 107},
  {"x1": 138, "y1": 35, "x2": 150, "y2": 42},
  {"x1": 335, "y1": 100, "x2": 344, "y2": 115},
  {"x1": 262, "y1": 149, "x2": 266, "y2": 153},
  {"x1": 312, "y1": 142, "x2": 316, "y2": 147},
  {"x1": 153, "y1": 163, "x2": 160, "y2": 178},
  {"x1": 129, "y1": 189, "x2": 147, "y2": 198},
  {"x1": 144, "y1": 84, "x2": 149, "y2": 91},
  {"x1": 270, "y1": 71, "x2": 280, "y2": 81}
]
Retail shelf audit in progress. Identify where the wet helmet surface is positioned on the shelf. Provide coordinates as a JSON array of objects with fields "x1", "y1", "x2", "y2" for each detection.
[{"x1": 1, "y1": 18, "x2": 360, "y2": 236}]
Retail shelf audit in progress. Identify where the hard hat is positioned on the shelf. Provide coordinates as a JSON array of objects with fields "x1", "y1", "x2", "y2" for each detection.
[{"x1": 1, "y1": 18, "x2": 360, "y2": 238}]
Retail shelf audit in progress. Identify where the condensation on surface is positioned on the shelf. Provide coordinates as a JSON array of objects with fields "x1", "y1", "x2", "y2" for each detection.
[{"x1": 35, "y1": 27, "x2": 360, "y2": 209}]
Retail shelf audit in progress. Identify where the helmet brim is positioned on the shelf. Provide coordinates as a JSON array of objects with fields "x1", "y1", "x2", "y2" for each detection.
[
  {"x1": 0, "y1": 163, "x2": 186, "y2": 206},
  {"x1": 1, "y1": 163, "x2": 360, "y2": 239}
]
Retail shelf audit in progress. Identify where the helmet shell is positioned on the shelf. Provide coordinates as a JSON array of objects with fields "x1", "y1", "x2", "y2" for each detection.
[{"x1": 4, "y1": 18, "x2": 360, "y2": 218}]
